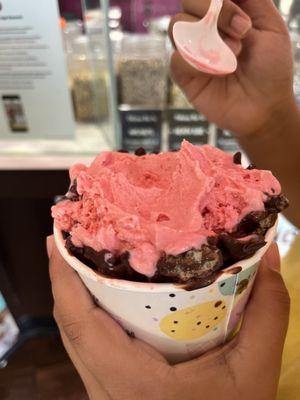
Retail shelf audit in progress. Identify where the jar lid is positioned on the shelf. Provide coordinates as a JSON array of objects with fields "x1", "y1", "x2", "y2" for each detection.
[{"x1": 121, "y1": 34, "x2": 167, "y2": 58}]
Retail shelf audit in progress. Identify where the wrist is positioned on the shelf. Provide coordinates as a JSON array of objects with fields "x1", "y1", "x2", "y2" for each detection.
[{"x1": 239, "y1": 96, "x2": 300, "y2": 147}]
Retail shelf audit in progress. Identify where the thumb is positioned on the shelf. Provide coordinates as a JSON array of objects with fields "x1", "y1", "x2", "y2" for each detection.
[
  {"x1": 239, "y1": 243, "x2": 290, "y2": 360},
  {"x1": 234, "y1": 0, "x2": 286, "y2": 31}
]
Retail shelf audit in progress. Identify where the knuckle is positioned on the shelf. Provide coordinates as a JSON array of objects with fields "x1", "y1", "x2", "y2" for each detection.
[
  {"x1": 271, "y1": 286, "x2": 291, "y2": 309},
  {"x1": 221, "y1": 1, "x2": 243, "y2": 28},
  {"x1": 53, "y1": 307, "x2": 85, "y2": 346},
  {"x1": 220, "y1": 4, "x2": 234, "y2": 24},
  {"x1": 266, "y1": 274, "x2": 291, "y2": 310},
  {"x1": 63, "y1": 319, "x2": 84, "y2": 346}
]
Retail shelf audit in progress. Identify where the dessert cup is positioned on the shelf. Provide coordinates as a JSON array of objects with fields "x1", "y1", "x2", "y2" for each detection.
[{"x1": 54, "y1": 221, "x2": 277, "y2": 363}]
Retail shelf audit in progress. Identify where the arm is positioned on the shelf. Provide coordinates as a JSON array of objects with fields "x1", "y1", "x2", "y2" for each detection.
[{"x1": 240, "y1": 99, "x2": 300, "y2": 227}]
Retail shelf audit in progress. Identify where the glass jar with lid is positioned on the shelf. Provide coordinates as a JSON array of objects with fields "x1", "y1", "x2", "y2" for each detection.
[
  {"x1": 118, "y1": 34, "x2": 168, "y2": 108},
  {"x1": 69, "y1": 35, "x2": 109, "y2": 123}
]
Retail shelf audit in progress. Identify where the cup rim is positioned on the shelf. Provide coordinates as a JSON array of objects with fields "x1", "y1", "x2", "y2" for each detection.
[{"x1": 54, "y1": 220, "x2": 277, "y2": 293}]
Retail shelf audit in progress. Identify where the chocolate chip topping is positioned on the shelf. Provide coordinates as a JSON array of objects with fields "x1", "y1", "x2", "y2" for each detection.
[
  {"x1": 67, "y1": 179, "x2": 81, "y2": 202},
  {"x1": 155, "y1": 246, "x2": 223, "y2": 283},
  {"x1": 265, "y1": 194, "x2": 289, "y2": 213},
  {"x1": 134, "y1": 147, "x2": 146, "y2": 156},
  {"x1": 62, "y1": 231, "x2": 70, "y2": 240},
  {"x1": 247, "y1": 164, "x2": 256, "y2": 170},
  {"x1": 233, "y1": 152, "x2": 242, "y2": 165}
]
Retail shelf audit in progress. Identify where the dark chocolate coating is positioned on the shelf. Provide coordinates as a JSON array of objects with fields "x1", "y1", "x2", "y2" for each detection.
[
  {"x1": 65, "y1": 238, "x2": 147, "y2": 282},
  {"x1": 218, "y1": 234, "x2": 266, "y2": 263},
  {"x1": 234, "y1": 211, "x2": 277, "y2": 237},
  {"x1": 265, "y1": 194, "x2": 289, "y2": 213},
  {"x1": 155, "y1": 246, "x2": 223, "y2": 283},
  {"x1": 63, "y1": 193, "x2": 288, "y2": 289}
]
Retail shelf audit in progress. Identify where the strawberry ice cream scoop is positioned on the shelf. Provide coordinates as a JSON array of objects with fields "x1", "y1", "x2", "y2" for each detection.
[{"x1": 52, "y1": 141, "x2": 286, "y2": 283}]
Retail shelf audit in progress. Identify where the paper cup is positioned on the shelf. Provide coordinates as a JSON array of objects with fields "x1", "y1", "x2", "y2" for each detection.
[{"x1": 54, "y1": 222, "x2": 277, "y2": 363}]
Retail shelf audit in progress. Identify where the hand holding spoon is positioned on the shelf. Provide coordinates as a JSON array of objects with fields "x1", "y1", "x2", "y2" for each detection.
[{"x1": 173, "y1": 0, "x2": 237, "y2": 75}]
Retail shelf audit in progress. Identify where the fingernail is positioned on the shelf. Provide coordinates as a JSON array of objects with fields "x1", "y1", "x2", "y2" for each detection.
[
  {"x1": 46, "y1": 236, "x2": 54, "y2": 259},
  {"x1": 263, "y1": 243, "x2": 281, "y2": 272},
  {"x1": 231, "y1": 14, "x2": 252, "y2": 36}
]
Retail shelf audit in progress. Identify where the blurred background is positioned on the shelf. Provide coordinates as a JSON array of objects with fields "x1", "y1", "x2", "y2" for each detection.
[{"x1": 0, "y1": 0, "x2": 299, "y2": 398}]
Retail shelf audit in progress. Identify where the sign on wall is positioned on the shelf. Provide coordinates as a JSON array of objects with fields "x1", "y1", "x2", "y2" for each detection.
[{"x1": 0, "y1": 0, "x2": 74, "y2": 139}]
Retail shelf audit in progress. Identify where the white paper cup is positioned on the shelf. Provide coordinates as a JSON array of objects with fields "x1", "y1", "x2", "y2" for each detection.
[{"x1": 54, "y1": 222, "x2": 277, "y2": 363}]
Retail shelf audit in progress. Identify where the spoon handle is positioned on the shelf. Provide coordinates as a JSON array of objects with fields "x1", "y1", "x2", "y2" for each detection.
[{"x1": 206, "y1": 0, "x2": 223, "y2": 22}]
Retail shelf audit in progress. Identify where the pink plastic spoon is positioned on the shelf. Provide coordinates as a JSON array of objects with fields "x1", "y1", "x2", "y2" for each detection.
[{"x1": 173, "y1": 0, "x2": 237, "y2": 75}]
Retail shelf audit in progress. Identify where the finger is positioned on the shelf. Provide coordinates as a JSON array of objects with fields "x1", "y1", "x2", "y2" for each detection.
[
  {"x1": 233, "y1": 0, "x2": 287, "y2": 31},
  {"x1": 49, "y1": 241, "x2": 130, "y2": 351},
  {"x1": 169, "y1": 13, "x2": 243, "y2": 56},
  {"x1": 170, "y1": 42, "x2": 240, "y2": 113},
  {"x1": 170, "y1": 51, "x2": 210, "y2": 105},
  {"x1": 181, "y1": 0, "x2": 252, "y2": 39},
  {"x1": 223, "y1": 36, "x2": 242, "y2": 57},
  {"x1": 49, "y1": 238, "x2": 96, "y2": 318},
  {"x1": 49, "y1": 241, "x2": 144, "y2": 385},
  {"x1": 60, "y1": 331, "x2": 110, "y2": 400},
  {"x1": 239, "y1": 243, "x2": 290, "y2": 359}
]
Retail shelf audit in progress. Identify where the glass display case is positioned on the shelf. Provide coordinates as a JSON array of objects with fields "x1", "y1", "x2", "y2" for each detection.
[
  {"x1": 1, "y1": 0, "x2": 299, "y2": 172},
  {"x1": 0, "y1": 0, "x2": 245, "y2": 170}
]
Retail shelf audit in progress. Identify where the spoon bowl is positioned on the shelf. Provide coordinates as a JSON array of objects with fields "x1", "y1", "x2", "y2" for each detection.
[{"x1": 173, "y1": 0, "x2": 237, "y2": 75}]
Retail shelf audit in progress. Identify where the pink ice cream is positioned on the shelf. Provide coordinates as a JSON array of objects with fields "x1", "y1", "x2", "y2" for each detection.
[{"x1": 52, "y1": 141, "x2": 281, "y2": 277}]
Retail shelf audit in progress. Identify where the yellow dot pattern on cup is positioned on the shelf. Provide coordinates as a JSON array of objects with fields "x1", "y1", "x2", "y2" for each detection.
[{"x1": 159, "y1": 300, "x2": 227, "y2": 341}]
